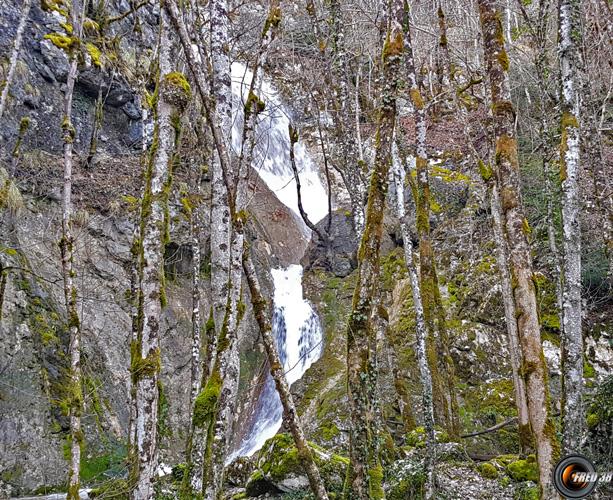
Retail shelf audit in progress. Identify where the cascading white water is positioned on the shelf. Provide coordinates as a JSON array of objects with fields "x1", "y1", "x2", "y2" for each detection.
[
  {"x1": 229, "y1": 265, "x2": 323, "y2": 460},
  {"x1": 227, "y1": 64, "x2": 327, "y2": 460},
  {"x1": 231, "y1": 63, "x2": 329, "y2": 224}
]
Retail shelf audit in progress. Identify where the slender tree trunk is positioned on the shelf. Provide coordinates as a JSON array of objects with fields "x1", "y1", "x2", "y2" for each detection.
[
  {"x1": 401, "y1": 0, "x2": 459, "y2": 439},
  {"x1": 128, "y1": 91, "x2": 148, "y2": 462},
  {"x1": 208, "y1": 0, "x2": 232, "y2": 367},
  {"x1": 130, "y1": 7, "x2": 189, "y2": 497},
  {"x1": 435, "y1": 1, "x2": 453, "y2": 113},
  {"x1": 392, "y1": 154, "x2": 436, "y2": 499},
  {"x1": 243, "y1": 247, "x2": 329, "y2": 500},
  {"x1": 58, "y1": 2, "x2": 83, "y2": 497},
  {"x1": 558, "y1": 0, "x2": 583, "y2": 455},
  {"x1": 0, "y1": 0, "x2": 32, "y2": 121},
  {"x1": 329, "y1": 0, "x2": 366, "y2": 236},
  {"x1": 489, "y1": 177, "x2": 532, "y2": 453},
  {"x1": 477, "y1": 1, "x2": 560, "y2": 496},
  {"x1": 345, "y1": 2, "x2": 404, "y2": 497}
]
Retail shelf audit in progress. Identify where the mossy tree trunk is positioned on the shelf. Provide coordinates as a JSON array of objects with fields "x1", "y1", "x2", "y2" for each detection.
[
  {"x1": 401, "y1": 0, "x2": 460, "y2": 440},
  {"x1": 130, "y1": 7, "x2": 190, "y2": 497},
  {"x1": 482, "y1": 170, "x2": 533, "y2": 453},
  {"x1": 243, "y1": 247, "x2": 329, "y2": 500},
  {"x1": 477, "y1": 1, "x2": 560, "y2": 497},
  {"x1": 558, "y1": 0, "x2": 584, "y2": 455},
  {"x1": 0, "y1": 0, "x2": 32, "y2": 121},
  {"x1": 434, "y1": 1, "x2": 453, "y2": 113},
  {"x1": 57, "y1": 1, "x2": 84, "y2": 497},
  {"x1": 345, "y1": 1, "x2": 405, "y2": 497},
  {"x1": 329, "y1": 0, "x2": 366, "y2": 237},
  {"x1": 392, "y1": 152, "x2": 436, "y2": 499}
]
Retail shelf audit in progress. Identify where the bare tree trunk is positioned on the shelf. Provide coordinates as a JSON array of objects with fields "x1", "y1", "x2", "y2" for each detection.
[
  {"x1": 329, "y1": 0, "x2": 366, "y2": 236},
  {"x1": 401, "y1": 0, "x2": 459, "y2": 439},
  {"x1": 58, "y1": 2, "x2": 84, "y2": 497},
  {"x1": 489, "y1": 179, "x2": 532, "y2": 452},
  {"x1": 209, "y1": 0, "x2": 233, "y2": 365},
  {"x1": 128, "y1": 91, "x2": 148, "y2": 465},
  {"x1": 434, "y1": 1, "x2": 454, "y2": 112},
  {"x1": 558, "y1": 0, "x2": 583, "y2": 455},
  {"x1": 345, "y1": 2, "x2": 404, "y2": 497},
  {"x1": 477, "y1": 1, "x2": 560, "y2": 496},
  {"x1": 130, "y1": 7, "x2": 189, "y2": 497},
  {"x1": 392, "y1": 153, "x2": 436, "y2": 500},
  {"x1": 243, "y1": 247, "x2": 329, "y2": 500},
  {"x1": 0, "y1": 0, "x2": 32, "y2": 121}
]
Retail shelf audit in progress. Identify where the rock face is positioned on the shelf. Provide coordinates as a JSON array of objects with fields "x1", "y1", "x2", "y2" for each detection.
[
  {"x1": 244, "y1": 434, "x2": 347, "y2": 497},
  {"x1": 301, "y1": 210, "x2": 358, "y2": 278}
]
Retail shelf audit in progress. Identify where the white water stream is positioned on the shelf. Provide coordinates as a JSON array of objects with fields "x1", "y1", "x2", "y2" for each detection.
[{"x1": 228, "y1": 64, "x2": 327, "y2": 459}]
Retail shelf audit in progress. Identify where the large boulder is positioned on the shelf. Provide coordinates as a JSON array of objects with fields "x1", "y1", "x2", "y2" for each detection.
[{"x1": 244, "y1": 434, "x2": 348, "y2": 497}]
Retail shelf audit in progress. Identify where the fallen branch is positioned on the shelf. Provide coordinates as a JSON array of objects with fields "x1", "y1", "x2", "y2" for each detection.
[{"x1": 460, "y1": 417, "x2": 517, "y2": 439}]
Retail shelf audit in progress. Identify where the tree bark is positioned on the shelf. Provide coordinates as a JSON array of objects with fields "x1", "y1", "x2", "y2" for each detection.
[
  {"x1": 477, "y1": 1, "x2": 560, "y2": 497},
  {"x1": 401, "y1": 0, "x2": 459, "y2": 439},
  {"x1": 130, "y1": 7, "x2": 189, "y2": 497},
  {"x1": 58, "y1": 2, "x2": 83, "y2": 497},
  {"x1": 392, "y1": 151, "x2": 436, "y2": 500},
  {"x1": 329, "y1": 0, "x2": 367, "y2": 236},
  {"x1": 345, "y1": 2, "x2": 404, "y2": 497},
  {"x1": 0, "y1": 0, "x2": 32, "y2": 121},
  {"x1": 490, "y1": 179, "x2": 532, "y2": 452},
  {"x1": 558, "y1": 0, "x2": 583, "y2": 455},
  {"x1": 243, "y1": 247, "x2": 329, "y2": 500}
]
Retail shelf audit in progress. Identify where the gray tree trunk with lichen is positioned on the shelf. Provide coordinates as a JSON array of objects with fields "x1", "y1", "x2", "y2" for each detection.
[
  {"x1": 558, "y1": 0, "x2": 583, "y2": 455},
  {"x1": 56, "y1": 1, "x2": 84, "y2": 497},
  {"x1": 490, "y1": 180, "x2": 532, "y2": 452},
  {"x1": 209, "y1": 0, "x2": 232, "y2": 367},
  {"x1": 0, "y1": 0, "x2": 32, "y2": 121},
  {"x1": 329, "y1": 0, "x2": 366, "y2": 236},
  {"x1": 392, "y1": 151, "x2": 436, "y2": 500},
  {"x1": 400, "y1": 0, "x2": 459, "y2": 439},
  {"x1": 243, "y1": 247, "x2": 329, "y2": 500},
  {"x1": 130, "y1": 7, "x2": 189, "y2": 498},
  {"x1": 345, "y1": 1, "x2": 405, "y2": 497},
  {"x1": 477, "y1": 1, "x2": 559, "y2": 497}
]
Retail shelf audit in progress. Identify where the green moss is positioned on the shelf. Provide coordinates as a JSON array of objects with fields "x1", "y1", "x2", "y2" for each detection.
[
  {"x1": 262, "y1": 6, "x2": 282, "y2": 35},
  {"x1": 383, "y1": 31, "x2": 404, "y2": 60},
  {"x1": 478, "y1": 159, "x2": 493, "y2": 181},
  {"x1": 368, "y1": 464, "x2": 384, "y2": 499},
  {"x1": 86, "y1": 43, "x2": 102, "y2": 68},
  {"x1": 409, "y1": 88, "x2": 425, "y2": 110},
  {"x1": 248, "y1": 434, "x2": 347, "y2": 495},
  {"x1": 89, "y1": 478, "x2": 130, "y2": 498},
  {"x1": 44, "y1": 33, "x2": 78, "y2": 52},
  {"x1": 193, "y1": 369, "x2": 221, "y2": 427},
  {"x1": 586, "y1": 412, "x2": 599, "y2": 429},
  {"x1": 130, "y1": 342, "x2": 161, "y2": 381},
  {"x1": 514, "y1": 483, "x2": 539, "y2": 500},
  {"x1": 245, "y1": 91, "x2": 266, "y2": 118},
  {"x1": 477, "y1": 462, "x2": 499, "y2": 479},
  {"x1": 507, "y1": 455, "x2": 538, "y2": 482},
  {"x1": 497, "y1": 48, "x2": 510, "y2": 71},
  {"x1": 583, "y1": 358, "x2": 595, "y2": 378}
]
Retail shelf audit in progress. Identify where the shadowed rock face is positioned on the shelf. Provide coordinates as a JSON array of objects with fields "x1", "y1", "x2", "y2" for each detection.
[{"x1": 301, "y1": 211, "x2": 358, "y2": 278}]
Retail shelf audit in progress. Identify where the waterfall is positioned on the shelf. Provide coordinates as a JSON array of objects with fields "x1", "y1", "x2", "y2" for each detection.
[
  {"x1": 229, "y1": 265, "x2": 323, "y2": 460},
  {"x1": 226, "y1": 64, "x2": 327, "y2": 460}
]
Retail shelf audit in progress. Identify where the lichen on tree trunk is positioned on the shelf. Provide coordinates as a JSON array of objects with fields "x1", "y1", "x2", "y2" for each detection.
[
  {"x1": 477, "y1": 0, "x2": 560, "y2": 496},
  {"x1": 344, "y1": 2, "x2": 405, "y2": 497},
  {"x1": 558, "y1": 0, "x2": 584, "y2": 455}
]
